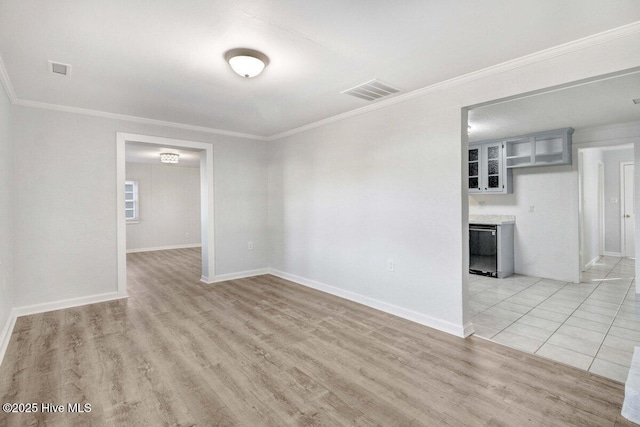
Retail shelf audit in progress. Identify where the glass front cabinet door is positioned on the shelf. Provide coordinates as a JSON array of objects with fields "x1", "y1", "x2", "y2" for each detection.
[
  {"x1": 468, "y1": 142, "x2": 512, "y2": 195},
  {"x1": 468, "y1": 145, "x2": 482, "y2": 193}
]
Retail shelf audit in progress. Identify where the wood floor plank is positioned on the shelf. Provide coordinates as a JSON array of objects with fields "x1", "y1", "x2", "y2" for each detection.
[{"x1": 0, "y1": 247, "x2": 633, "y2": 425}]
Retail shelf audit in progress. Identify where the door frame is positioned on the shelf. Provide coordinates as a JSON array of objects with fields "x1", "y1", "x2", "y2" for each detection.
[
  {"x1": 116, "y1": 132, "x2": 216, "y2": 297},
  {"x1": 598, "y1": 162, "x2": 605, "y2": 256},
  {"x1": 621, "y1": 161, "x2": 635, "y2": 258}
]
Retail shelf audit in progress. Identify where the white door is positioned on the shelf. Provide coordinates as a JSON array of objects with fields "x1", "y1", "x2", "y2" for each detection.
[{"x1": 623, "y1": 163, "x2": 635, "y2": 257}]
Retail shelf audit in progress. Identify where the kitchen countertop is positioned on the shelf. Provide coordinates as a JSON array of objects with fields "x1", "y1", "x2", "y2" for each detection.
[{"x1": 469, "y1": 214, "x2": 515, "y2": 225}]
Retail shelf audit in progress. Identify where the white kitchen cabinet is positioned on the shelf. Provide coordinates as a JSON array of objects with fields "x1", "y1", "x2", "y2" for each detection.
[
  {"x1": 505, "y1": 128, "x2": 573, "y2": 168},
  {"x1": 468, "y1": 142, "x2": 512, "y2": 194}
]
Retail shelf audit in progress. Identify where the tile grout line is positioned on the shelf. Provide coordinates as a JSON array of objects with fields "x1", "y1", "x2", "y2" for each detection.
[
  {"x1": 478, "y1": 276, "x2": 599, "y2": 342},
  {"x1": 473, "y1": 256, "x2": 638, "y2": 379},
  {"x1": 535, "y1": 256, "x2": 636, "y2": 361},
  {"x1": 470, "y1": 276, "x2": 545, "y2": 320},
  {"x1": 524, "y1": 272, "x2": 608, "y2": 357},
  {"x1": 475, "y1": 257, "x2": 625, "y2": 358},
  {"x1": 586, "y1": 258, "x2": 635, "y2": 371},
  {"x1": 533, "y1": 257, "x2": 622, "y2": 365}
]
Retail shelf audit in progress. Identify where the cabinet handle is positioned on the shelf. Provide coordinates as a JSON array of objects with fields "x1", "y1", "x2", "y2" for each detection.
[{"x1": 625, "y1": 214, "x2": 631, "y2": 218}]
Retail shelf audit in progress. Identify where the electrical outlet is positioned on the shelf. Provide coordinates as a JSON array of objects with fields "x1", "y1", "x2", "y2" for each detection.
[
  {"x1": 387, "y1": 259, "x2": 395, "y2": 272},
  {"x1": 248, "y1": 241, "x2": 254, "y2": 250},
  {"x1": 528, "y1": 205, "x2": 535, "y2": 213},
  {"x1": 186, "y1": 232, "x2": 190, "y2": 238}
]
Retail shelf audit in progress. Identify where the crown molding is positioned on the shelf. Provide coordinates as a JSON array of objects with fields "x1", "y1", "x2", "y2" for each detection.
[
  {"x1": 266, "y1": 20, "x2": 640, "y2": 141},
  {"x1": 1, "y1": 21, "x2": 639, "y2": 142},
  {"x1": 12, "y1": 98, "x2": 268, "y2": 141}
]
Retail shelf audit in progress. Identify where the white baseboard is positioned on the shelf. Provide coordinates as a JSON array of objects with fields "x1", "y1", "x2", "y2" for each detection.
[
  {"x1": 603, "y1": 251, "x2": 624, "y2": 257},
  {"x1": 462, "y1": 322, "x2": 475, "y2": 338},
  {"x1": 126, "y1": 244, "x2": 201, "y2": 253},
  {"x1": 13, "y1": 291, "x2": 128, "y2": 318},
  {"x1": 1, "y1": 292, "x2": 128, "y2": 366},
  {"x1": 268, "y1": 269, "x2": 469, "y2": 338},
  {"x1": 0, "y1": 309, "x2": 17, "y2": 366},
  {"x1": 584, "y1": 255, "x2": 600, "y2": 270},
  {"x1": 205, "y1": 268, "x2": 269, "y2": 284}
]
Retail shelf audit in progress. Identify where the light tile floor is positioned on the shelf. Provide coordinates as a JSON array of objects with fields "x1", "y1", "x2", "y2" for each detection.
[{"x1": 470, "y1": 256, "x2": 638, "y2": 382}]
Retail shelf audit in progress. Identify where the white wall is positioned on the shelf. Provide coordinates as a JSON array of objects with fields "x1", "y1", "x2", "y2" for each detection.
[
  {"x1": 581, "y1": 148, "x2": 604, "y2": 267},
  {"x1": 603, "y1": 148, "x2": 634, "y2": 254},
  {"x1": 0, "y1": 83, "x2": 13, "y2": 340},
  {"x1": 125, "y1": 162, "x2": 201, "y2": 251},
  {"x1": 268, "y1": 29, "x2": 640, "y2": 335},
  {"x1": 4, "y1": 25, "x2": 638, "y2": 337},
  {"x1": 469, "y1": 165, "x2": 577, "y2": 282},
  {"x1": 12, "y1": 107, "x2": 269, "y2": 308}
]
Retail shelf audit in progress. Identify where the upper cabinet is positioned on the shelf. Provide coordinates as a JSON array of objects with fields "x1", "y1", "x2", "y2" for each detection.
[
  {"x1": 469, "y1": 141, "x2": 512, "y2": 194},
  {"x1": 505, "y1": 128, "x2": 574, "y2": 168},
  {"x1": 468, "y1": 127, "x2": 573, "y2": 195}
]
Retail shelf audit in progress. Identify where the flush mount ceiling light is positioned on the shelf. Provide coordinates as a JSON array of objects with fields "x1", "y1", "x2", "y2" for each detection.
[
  {"x1": 160, "y1": 153, "x2": 179, "y2": 164},
  {"x1": 224, "y1": 48, "x2": 269, "y2": 78}
]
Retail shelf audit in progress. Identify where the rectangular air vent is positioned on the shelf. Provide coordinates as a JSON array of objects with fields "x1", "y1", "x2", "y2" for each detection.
[
  {"x1": 48, "y1": 60, "x2": 72, "y2": 76},
  {"x1": 341, "y1": 79, "x2": 400, "y2": 101}
]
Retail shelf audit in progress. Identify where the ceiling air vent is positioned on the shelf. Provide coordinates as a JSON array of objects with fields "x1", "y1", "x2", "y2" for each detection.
[
  {"x1": 341, "y1": 79, "x2": 400, "y2": 101},
  {"x1": 48, "y1": 60, "x2": 71, "y2": 76}
]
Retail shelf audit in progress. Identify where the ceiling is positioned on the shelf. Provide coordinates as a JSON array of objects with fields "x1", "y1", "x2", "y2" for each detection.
[
  {"x1": 468, "y1": 71, "x2": 640, "y2": 141},
  {"x1": 126, "y1": 143, "x2": 201, "y2": 168},
  {"x1": 1, "y1": 1, "x2": 640, "y2": 137}
]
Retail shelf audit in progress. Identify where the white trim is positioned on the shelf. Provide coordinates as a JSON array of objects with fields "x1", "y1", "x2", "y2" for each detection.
[
  {"x1": 599, "y1": 162, "x2": 605, "y2": 257},
  {"x1": 126, "y1": 244, "x2": 201, "y2": 253},
  {"x1": 268, "y1": 269, "x2": 469, "y2": 338},
  {"x1": 584, "y1": 255, "x2": 600, "y2": 270},
  {"x1": 13, "y1": 292, "x2": 127, "y2": 318},
  {"x1": 0, "y1": 309, "x2": 17, "y2": 366},
  {"x1": 578, "y1": 151, "x2": 585, "y2": 273},
  {"x1": 210, "y1": 268, "x2": 269, "y2": 283},
  {"x1": 14, "y1": 98, "x2": 267, "y2": 141},
  {"x1": 621, "y1": 161, "x2": 635, "y2": 257},
  {"x1": 0, "y1": 23, "x2": 639, "y2": 141},
  {"x1": 267, "y1": 22, "x2": 640, "y2": 141},
  {"x1": 117, "y1": 133, "x2": 215, "y2": 298},
  {"x1": 603, "y1": 251, "x2": 624, "y2": 257},
  {"x1": 463, "y1": 322, "x2": 475, "y2": 338}
]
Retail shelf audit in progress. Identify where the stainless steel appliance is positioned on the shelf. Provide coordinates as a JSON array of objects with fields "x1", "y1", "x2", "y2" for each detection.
[{"x1": 469, "y1": 224, "x2": 498, "y2": 277}]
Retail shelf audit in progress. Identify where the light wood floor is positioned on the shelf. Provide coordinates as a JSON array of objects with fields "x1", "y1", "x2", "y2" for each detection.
[{"x1": 0, "y1": 248, "x2": 635, "y2": 426}]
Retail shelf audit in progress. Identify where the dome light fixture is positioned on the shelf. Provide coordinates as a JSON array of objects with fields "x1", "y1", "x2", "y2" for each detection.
[
  {"x1": 160, "y1": 153, "x2": 179, "y2": 164},
  {"x1": 224, "y1": 48, "x2": 269, "y2": 78}
]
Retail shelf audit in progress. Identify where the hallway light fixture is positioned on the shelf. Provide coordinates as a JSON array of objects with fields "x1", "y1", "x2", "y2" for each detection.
[
  {"x1": 224, "y1": 48, "x2": 269, "y2": 78},
  {"x1": 160, "y1": 153, "x2": 179, "y2": 164}
]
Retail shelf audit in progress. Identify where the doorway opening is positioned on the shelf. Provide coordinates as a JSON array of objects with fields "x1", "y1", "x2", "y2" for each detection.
[
  {"x1": 116, "y1": 133, "x2": 215, "y2": 297},
  {"x1": 462, "y1": 68, "x2": 640, "y2": 382},
  {"x1": 578, "y1": 145, "x2": 634, "y2": 277}
]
